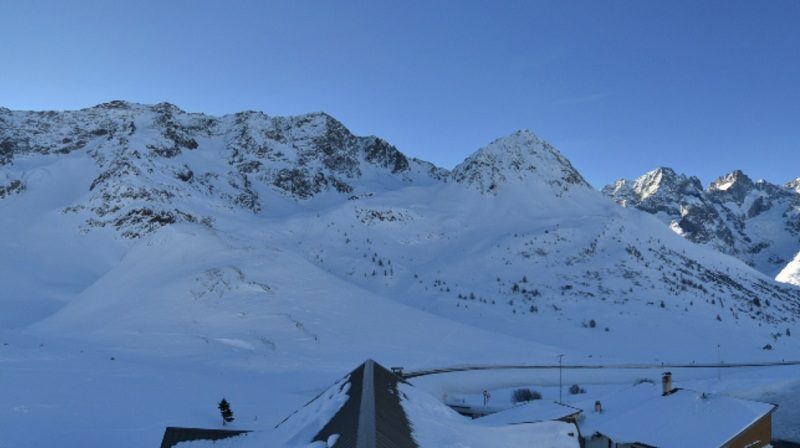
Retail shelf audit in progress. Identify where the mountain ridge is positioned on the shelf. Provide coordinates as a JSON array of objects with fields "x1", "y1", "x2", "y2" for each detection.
[
  {"x1": 2, "y1": 101, "x2": 800, "y2": 366},
  {"x1": 604, "y1": 167, "x2": 800, "y2": 280}
]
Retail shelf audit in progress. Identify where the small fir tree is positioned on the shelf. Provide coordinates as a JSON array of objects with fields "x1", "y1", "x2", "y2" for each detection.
[{"x1": 218, "y1": 398, "x2": 235, "y2": 425}]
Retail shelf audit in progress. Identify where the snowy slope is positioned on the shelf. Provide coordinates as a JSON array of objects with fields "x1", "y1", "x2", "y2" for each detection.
[
  {"x1": 575, "y1": 383, "x2": 776, "y2": 447},
  {"x1": 2, "y1": 102, "x2": 800, "y2": 362},
  {"x1": 777, "y1": 251, "x2": 800, "y2": 287},
  {"x1": 2, "y1": 102, "x2": 800, "y2": 446},
  {"x1": 451, "y1": 129, "x2": 589, "y2": 195}
]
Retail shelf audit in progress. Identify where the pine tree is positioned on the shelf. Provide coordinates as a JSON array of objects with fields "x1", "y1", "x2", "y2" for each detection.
[{"x1": 218, "y1": 398, "x2": 235, "y2": 425}]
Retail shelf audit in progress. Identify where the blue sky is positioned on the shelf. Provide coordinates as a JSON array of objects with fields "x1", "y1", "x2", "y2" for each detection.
[{"x1": 1, "y1": 0, "x2": 798, "y2": 187}]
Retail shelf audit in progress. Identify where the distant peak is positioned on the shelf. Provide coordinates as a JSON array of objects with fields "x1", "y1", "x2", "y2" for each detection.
[
  {"x1": 510, "y1": 128, "x2": 537, "y2": 137},
  {"x1": 468, "y1": 129, "x2": 552, "y2": 160},
  {"x1": 639, "y1": 167, "x2": 702, "y2": 188},
  {"x1": 451, "y1": 130, "x2": 590, "y2": 194},
  {"x1": 487, "y1": 129, "x2": 543, "y2": 147},
  {"x1": 86, "y1": 100, "x2": 186, "y2": 115},
  {"x1": 91, "y1": 100, "x2": 135, "y2": 110},
  {"x1": 603, "y1": 166, "x2": 703, "y2": 205},
  {"x1": 628, "y1": 167, "x2": 696, "y2": 200},
  {"x1": 151, "y1": 102, "x2": 185, "y2": 115},
  {"x1": 786, "y1": 177, "x2": 800, "y2": 192},
  {"x1": 649, "y1": 166, "x2": 677, "y2": 177},
  {"x1": 307, "y1": 110, "x2": 335, "y2": 120},
  {"x1": 709, "y1": 170, "x2": 754, "y2": 193},
  {"x1": 638, "y1": 167, "x2": 679, "y2": 186}
]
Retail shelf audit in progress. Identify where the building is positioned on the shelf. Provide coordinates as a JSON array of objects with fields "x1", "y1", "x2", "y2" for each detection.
[
  {"x1": 278, "y1": 358, "x2": 418, "y2": 447},
  {"x1": 274, "y1": 359, "x2": 581, "y2": 447},
  {"x1": 160, "y1": 359, "x2": 581, "y2": 447},
  {"x1": 577, "y1": 373, "x2": 777, "y2": 448},
  {"x1": 473, "y1": 399, "x2": 582, "y2": 426}
]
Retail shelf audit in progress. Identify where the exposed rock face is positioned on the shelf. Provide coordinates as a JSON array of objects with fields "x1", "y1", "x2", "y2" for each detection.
[
  {"x1": 3, "y1": 101, "x2": 800, "y2": 349},
  {"x1": 605, "y1": 167, "x2": 800, "y2": 277},
  {"x1": 603, "y1": 167, "x2": 704, "y2": 214},
  {"x1": 364, "y1": 137, "x2": 410, "y2": 173},
  {"x1": 786, "y1": 177, "x2": 800, "y2": 193},
  {"x1": 4, "y1": 101, "x2": 797, "y2": 283},
  {"x1": 1, "y1": 103, "x2": 593, "y2": 238},
  {"x1": 0, "y1": 102, "x2": 442, "y2": 237},
  {"x1": 0, "y1": 179, "x2": 24, "y2": 198}
]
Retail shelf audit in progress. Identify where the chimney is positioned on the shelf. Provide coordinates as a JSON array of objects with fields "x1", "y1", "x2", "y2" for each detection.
[
  {"x1": 594, "y1": 400, "x2": 602, "y2": 413},
  {"x1": 662, "y1": 372, "x2": 673, "y2": 395}
]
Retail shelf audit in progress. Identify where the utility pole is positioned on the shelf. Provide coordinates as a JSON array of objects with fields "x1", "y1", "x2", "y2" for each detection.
[
  {"x1": 717, "y1": 344, "x2": 721, "y2": 381},
  {"x1": 558, "y1": 354, "x2": 564, "y2": 404}
]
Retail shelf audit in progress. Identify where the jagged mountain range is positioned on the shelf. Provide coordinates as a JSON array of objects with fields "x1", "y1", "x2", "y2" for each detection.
[
  {"x1": 2, "y1": 101, "x2": 800, "y2": 366},
  {"x1": 1, "y1": 100, "x2": 446, "y2": 238},
  {"x1": 603, "y1": 167, "x2": 800, "y2": 282}
]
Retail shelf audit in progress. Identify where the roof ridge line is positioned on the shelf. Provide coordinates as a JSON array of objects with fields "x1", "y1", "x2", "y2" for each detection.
[{"x1": 357, "y1": 359, "x2": 377, "y2": 448}]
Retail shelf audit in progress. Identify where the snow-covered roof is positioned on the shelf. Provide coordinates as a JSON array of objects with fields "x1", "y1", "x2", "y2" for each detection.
[
  {"x1": 473, "y1": 400, "x2": 581, "y2": 426},
  {"x1": 399, "y1": 381, "x2": 580, "y2": 448},
  {"x1": 169, "y1": 359, "x2": 581, "y2": 447},
  {"x1": 576, "y1": 383, "x2": 776, "y2": 448},
  {"x1": 160, "y1": 427, "x2": 249, "y2": 448},
  {"x1": 276, "y1": 358, "x2": 417, "y2": 448}
]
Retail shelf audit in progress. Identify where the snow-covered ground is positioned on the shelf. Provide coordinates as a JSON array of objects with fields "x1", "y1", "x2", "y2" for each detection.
[
  {"x1": 1, "y1": 103, "x2": 799, "y2": 446},
  {"x1": 3, "y1": 334, "x2": 800, "y2": 446},
  {"x1": 415, "y1": 365, "x2": 800, "y2": 442}
]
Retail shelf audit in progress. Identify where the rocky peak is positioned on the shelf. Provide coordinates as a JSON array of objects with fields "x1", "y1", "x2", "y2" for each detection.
[
  {"x1": 222, "y1": 109, "x2": 422, "y2": 200},
  {"x1": 151, "y1": 102, "x2": 184, "y2": 115},
  {"x1": 601, "y1": 178, "x2": 633, "y2": 203},
  {"x1": 603, "y1": 167, "x2": 703, "y2": 214},
  {"x1": 605, "y1": 166, "x2": 800, "y2": 279},
  {"x1": 708, "y1": 170, "x2": 755, "y2": 202},
  {"x1": 632, "y1": 167, "x2": 703, "y2": 201},
  {"x1": 451, "y1": 129, "x2": 590, "y2": 195},
  {"x1": 89, "y1": 100, "x2": 135, "y2": 110},
  {"x1": 0, "y1": 102, "x2": 446, "y2": 238},
  {"x1": 604, "y1": 166, "x2": 732, "y2": 250},
  {"x1": 786, "y1": 177, "x2": 800, "y2": 193}
]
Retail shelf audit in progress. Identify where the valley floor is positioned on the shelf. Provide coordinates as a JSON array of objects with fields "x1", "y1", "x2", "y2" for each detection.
[{"x1": 2, "y1": 332, "x2": 800, "y2": 447}]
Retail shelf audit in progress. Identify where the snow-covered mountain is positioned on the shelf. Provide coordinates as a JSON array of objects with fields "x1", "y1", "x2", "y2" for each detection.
[
  {"x1": 5, "y1": 101, "x2": 800, "y2": 447},
  {"x1": 0, "y1": 100, "x2": 444, "y2": 238},
  {"x1": 788, "y1": 177, "x2": 800, "y2": 193},
  {"x1": 451, "y1": 129, "x2": 589, "y2": 195},
  {"x1": 2, "y1": 102, "x2": 800, "y2": 369},
  {"x1": 604, "y1": 167, "x2": 800, "y2": 279}
]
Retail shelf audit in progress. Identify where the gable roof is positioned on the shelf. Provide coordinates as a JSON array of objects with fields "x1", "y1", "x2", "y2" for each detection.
[
  {"x1": 577, "y1": 383, "x2": 777, "y2": 448},
  {"x1": 473, "y1": 400, "x2": 582, "y2": 426},
  {"x1": 305, "y1": 359, "x2": 418, "y2": 448},
  {"x1": 164, "y1": 359, "x2": 581, "y2": 447},
  {"x1": 278, "y1": 359, "x2": 418, "y2": 448}
]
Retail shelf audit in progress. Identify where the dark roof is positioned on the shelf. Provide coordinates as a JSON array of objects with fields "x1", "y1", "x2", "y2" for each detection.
[
  {"x1": 159, "y1": 427, "x2": 249, "y2": 448},
  {"x1": 280, "y1": 359, "x2": 419, "y2": 448}
]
